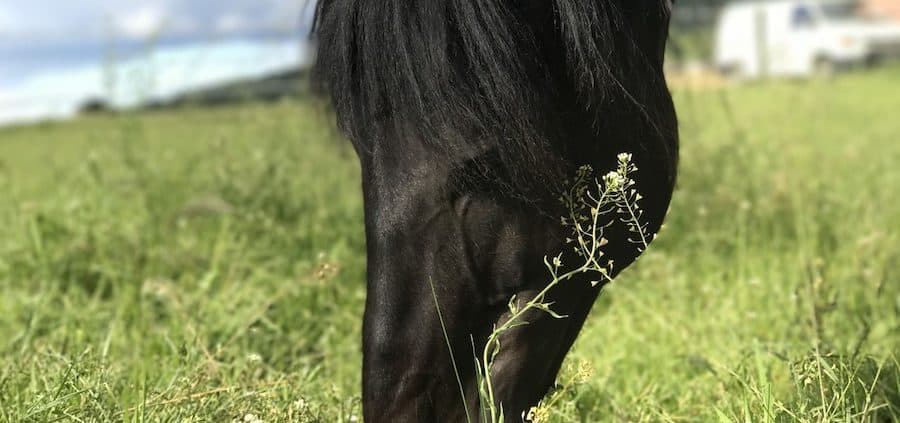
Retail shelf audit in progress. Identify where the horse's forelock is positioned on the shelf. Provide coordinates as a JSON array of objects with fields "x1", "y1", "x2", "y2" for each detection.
[{"x1": 312, "y1": 0, "x2": 672, "y2": 198}]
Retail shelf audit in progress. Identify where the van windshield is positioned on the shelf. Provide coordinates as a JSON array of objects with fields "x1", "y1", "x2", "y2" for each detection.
[
  {"x1": 793, "y1": 6, "x2": 816, "y2": 28},
  {"x1": 820, "y1": 4, "x2": 858, "y2": 21}
]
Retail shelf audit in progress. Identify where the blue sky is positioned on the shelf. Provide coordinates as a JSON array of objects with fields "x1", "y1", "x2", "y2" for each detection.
[{"x1": 0, "y1": 0, "x2": 315, "y2": 124}]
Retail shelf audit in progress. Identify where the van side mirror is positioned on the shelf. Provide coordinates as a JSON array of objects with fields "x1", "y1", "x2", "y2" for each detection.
[{"x1": 792, "y1": 6, "x2": 816, "y2": 29}]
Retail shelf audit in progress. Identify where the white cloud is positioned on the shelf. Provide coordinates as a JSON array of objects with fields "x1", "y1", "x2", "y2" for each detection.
[
  {"x1": 215, "y1": 14, "x2": 249, "y2": 33},
  {"x1": 0, "y1": 5, "x2": 15, "y2": 31},
  {"x1": 0, "y1": 39, "x2": 311, "y2": 126},
  {"x1": 0, "y1": 0, "x2": 314, "y2": 41},
  {"x1": 115, "y1": 4, "x2": 168, "y2": 39},
  {"x1": 0, "y1": 0, "x2": 316, "y2": 125},
  {"x1": 0, "y1": 7, "x2": 13, "y2": 27}
]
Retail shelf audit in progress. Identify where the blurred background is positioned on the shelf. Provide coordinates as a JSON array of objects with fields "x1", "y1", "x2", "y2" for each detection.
[
  {"x1": 669, "y1": 0, "x2": 900, "y2": 83},
  {"x1": 0, "y1": 1, "x2": 898, "y2": 422},
  {"x1": 0, "y1": 0, "x2": 315, "y2": 125},
  {"x1": 2, "y1": 0, "x2": 899, "y2": 126}
]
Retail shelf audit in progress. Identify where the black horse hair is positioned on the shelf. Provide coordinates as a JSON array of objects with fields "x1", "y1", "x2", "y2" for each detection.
[{"x1": 311, "y1": 0, "x2": 675, "y2": 199}]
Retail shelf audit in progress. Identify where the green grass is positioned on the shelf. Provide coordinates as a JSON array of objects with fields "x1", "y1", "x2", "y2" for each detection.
[
  {"x1": 669, "y1": 27, "x2": 715, "y2": 63},
  {"x1": 1, "y1": 67, "x2": 899, "y2": 422}
]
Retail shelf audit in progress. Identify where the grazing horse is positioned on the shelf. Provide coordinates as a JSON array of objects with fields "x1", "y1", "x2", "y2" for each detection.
[{"x1": 312, "y1": 0, "x2": 678, "y2": 421}]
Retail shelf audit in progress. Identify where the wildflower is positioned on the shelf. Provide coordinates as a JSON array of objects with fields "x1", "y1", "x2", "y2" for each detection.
[
  {"x1": 552, "y1": 255, "x2": 563, "y2": 268},
  {"x1": 617, "y1": 152, "x2": 632, "y2": 163},
  {"x1": 603, "y1": 171, "x2": 622, "y2": 190},
  {"x1": 525, "y1": 405, "x2": 551, "y2": 423},
  {"x1": 575, "y1": 360, "x2": 594, "y2": 383}
]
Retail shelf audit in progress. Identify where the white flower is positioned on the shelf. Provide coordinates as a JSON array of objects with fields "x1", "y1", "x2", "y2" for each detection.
[
  {"x1": 603, "y1": 171, "x2": 622, "y2": 190},
  {"x1": 617, "y1": 152, "x2": 632, "y2": 163}
]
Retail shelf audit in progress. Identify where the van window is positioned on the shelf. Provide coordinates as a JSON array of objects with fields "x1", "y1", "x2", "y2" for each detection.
[
  {"x1": 792, "y1": 6, "x2": 815, "y2": 28},
  {"x1": 821, "y1": 4, "x2": 856, "y2": 20}
]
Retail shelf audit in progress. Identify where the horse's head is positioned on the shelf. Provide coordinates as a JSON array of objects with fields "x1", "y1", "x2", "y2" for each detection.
[{"x1": 619, "y1": 0, "x2": 676, "y2": 65}]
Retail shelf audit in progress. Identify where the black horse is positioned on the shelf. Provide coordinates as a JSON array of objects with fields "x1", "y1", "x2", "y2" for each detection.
[{"x1": 311, "y1": 0, "x2": 678, "y2": 421}]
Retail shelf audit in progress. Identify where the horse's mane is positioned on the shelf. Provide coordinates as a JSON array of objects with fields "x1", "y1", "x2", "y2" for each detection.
[{"x1": 311, "y1": 0, "x2": 674, "y2": 199}]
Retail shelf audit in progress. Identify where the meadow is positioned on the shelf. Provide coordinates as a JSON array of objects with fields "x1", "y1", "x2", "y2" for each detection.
[{"x1": 0, "y1": 67, "x2": 898, "y2": 422}]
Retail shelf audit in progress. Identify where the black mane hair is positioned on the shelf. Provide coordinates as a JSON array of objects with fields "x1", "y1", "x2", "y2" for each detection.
[
  {"x1": 311, "y1": 0, "x2": 676, "y2": 200},
  {"x1": 310, "y1": 2, "x2": 681, "y2": 419}
]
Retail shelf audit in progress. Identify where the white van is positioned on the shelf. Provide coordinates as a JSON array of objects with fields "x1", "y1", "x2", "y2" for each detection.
[{"x1": 714, "y1": 0, "x2": 900, "y2": 78}]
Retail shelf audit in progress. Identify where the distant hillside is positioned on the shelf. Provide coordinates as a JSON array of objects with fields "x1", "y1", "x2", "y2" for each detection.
[
  {"x1": 79, "y1": 66, "x2": 312, "y2": 115},
  {"x1": 144, "y1": 67, "x2": 311, "y2": 109}
]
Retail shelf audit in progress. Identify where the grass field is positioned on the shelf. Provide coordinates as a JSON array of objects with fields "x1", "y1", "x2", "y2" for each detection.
[{"x1": 1, "y1": 68, "x2": 899, "y2": 422}]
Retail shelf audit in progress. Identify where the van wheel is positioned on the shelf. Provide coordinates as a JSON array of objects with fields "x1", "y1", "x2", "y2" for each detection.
[
  {"x1": 814, "y1": 57, "x2": 835, "y2": 77},
  {"x1": 720, "y1": 63, "x2": 748, "y2": 80},
  {"x1": 866, "y1": 55, "x2": 882, "y2": 68}
]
